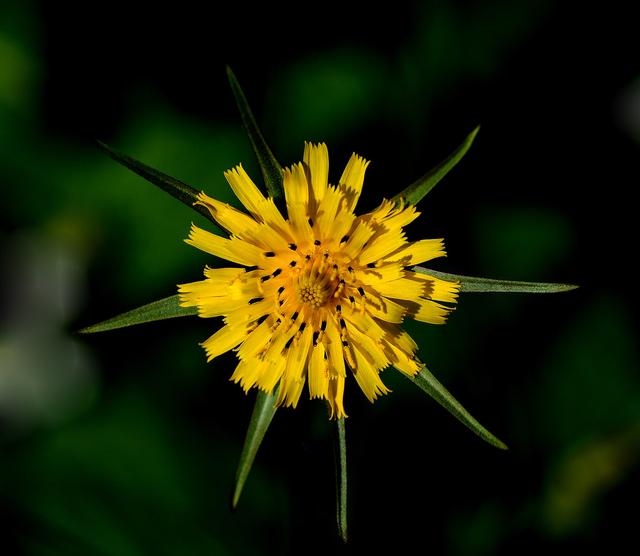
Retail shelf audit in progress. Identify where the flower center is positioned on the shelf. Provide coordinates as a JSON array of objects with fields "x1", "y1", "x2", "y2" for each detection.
[
  {"x1": 298, "y1": 281, "x2": 332, "y2": 308},
  {"x1": 295, "y1": 253, "x2": 341, "y2": 308}
]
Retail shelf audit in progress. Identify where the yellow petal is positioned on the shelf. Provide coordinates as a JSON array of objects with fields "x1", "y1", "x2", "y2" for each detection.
[
  {"x1": 342, "y1": 220, "x2": 375, "y2": 259},
  {"x1": 338, "y1": 153, "x2": 369, "y2": 211},
  {"x1": 342, "y1": 307, "x2": 384, "y2": 342},
  {"x1": 201, "y1": 323, "x2": 249, "y2": 362},
  {"x1": 225, "y1": 164, "x2": 291, "y2": 236},
  {"x1": 374, "y1": 273, "x2": 431, "y2": 301},
  {"x1": 382, "y1": 338, "x2": 421, "y2": 377},
  {"x1": 412, "y1": 272, "x2": 460, "y2": 303},
  {"x1": 324, "y1": 207, "x2": 356, "y2": 251},
  {"x1": 230, "y1": 357, "x2": 265, "y2": 392},
  {"x1": 382, "y1": 238, "x2": 446, "y2": 266},
  {"x1": 223, "y1": 298, "x2": 272, "y2": 328},
  {"x1": 355, "y1": 263, "x2": 404, "y2": 286},
  {"x1": 410, "y1": 298, "x2": 456, "y2": 325},
  {"x1": 284, "y1": 163, "x2": 314, "y2": 245},
  {"x1": 349, "y1": 343, "x2": 390, "y2": 402},
  {"x1": 358, "y1": 228, "x2": 407, "y2": 266},
  {"x1": 323, "y1": 316, "x2": 346, "y2": 378},
  {"x1": 194, "y1": 192, "x2": 258, "y2": 237},
  {"x1": 328, "y1": 375, "x2": 347, "y2": 419},
  {"x1": 377, "y1": 321, "x2": 418, "y2": 353},
  {"x1": 256, "y1": 357, "x2": 287, "y2": 393},
  {"x1": 241, "y1": 222, "x2": 292, "y2": 254},
  {"x1": 308, "y1": 342, "x2": 329, "y2": 400},
  {"x1": 368, "y1": 200, "x2": 420, "y2": 231},
  {"x1": 194, "y1": 296, "x2": 250, "y2": 318},
  {"x1": 263, "y1": 323, "x2": 297, "y2": 364},
  {"x1": 178, "y1": 267, "x2": 244, "y2": 308},
  {"x1": 277, "y1": 324, "x2": 313, "y2": 408},
  {"x1": 316, "y1": 186, "x2": 344, "y2": 240},
  {"x1": 284, "y1": 162, "x2": 310, "y2": 207},
  {"x1": 202, "y1": 266, "x2": 246, "y2": 281},
  {"x1": 224, "y1": 164, "x2": 266, "y2": 219},
  {"x1": 179, "y1": 268, "x2": 263, "y2": 317},
  {"x1": 303, "y1": 142, "x2": 329, "y2": 206},
  {"x1": 384, "y1": 205, "x2": 420, "y2": 230},
  {"x1": 364, "y1": 294, "x2": 407, "y2": 323},
  {"x1": 185, "y1": 224, "x2": 262, "y2": 266},
  {"x1": 236, "y1": 317, "x2": 274, "y2": 361},
  {"x1": 345, "y1": 322, "x2": 389, "y2": 370}
]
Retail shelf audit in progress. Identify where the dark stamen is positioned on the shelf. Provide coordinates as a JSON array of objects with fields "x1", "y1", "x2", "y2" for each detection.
[
  {"x1": 245, "y1": 265, "x2": 259, "y2": 272},
  {"x1": 285, "y1": 336, "x2": 294, "y2": 350},
  {"x1": 256, "y1": 314, "x2": 269, "y2": 325},
  {"x1": 308, "y1": 218, "x2": 314, "y2": 227},
  {"x1": 279, "y1": 299, "x2": 285, "y2": 306},
  {"x1": 339, "y1": 318, "x2": 346, "y2": 329},
  {"x1": 320, "y1": 320, "x2": 327, "y2": 331},
  {"x1": 289, "y1": 260, "x2": 297, "y2": 267},
  {"x1": 248, "y1": 297, "x2": 264, "y2": 305},
  {"x1": 305, "y1": 254, "x2": 311, "y2": 261},
  {"x1": 272, "y1": 268, "x2": 282, "y2": 277},
  {"x1": 336, "y1": 304, "x2": 342, "y2": 313},
  {"x1": 357, "y1": 287, "x2": 365, "y2": 296},
  {"x1": 260, "y1": 275, "x2": 271, "y2": 282},
  {"x1": 288, "y1": 243, "x2": 298, "y2": 251},
  {"x1": 367, "y1": 262, "x2": 376, "y2": 268},
  {"x1": 291, "y1": 311, "x2": 299, "y2": 321},
  {"x1": 340, "y1": 235, "x2": 349, "y2": 244},
  {"x1": 312, "y1": 331, "x2": 319, "y2": 346},
  {"x1": 348, "y1": 266, "x2": 354, "y2": 272},
  {"x1": 277, "y1": 286, "x2": 285, "y2": 295},
  {"x1": 299, "y1": 322, "x2": 306, "y2": 333},
  {"x1": 349, "y1": 296, "x2": 355, "y2": 304},
  {"x1": 342, "y1": 340, "x2": 349, "y2": 347},
  {"x1": 264, "y1": 251, "x2": 276, "y2": 257},
  {"x1": 314, "y1": 239, "x2": 321, "y2": 246}
]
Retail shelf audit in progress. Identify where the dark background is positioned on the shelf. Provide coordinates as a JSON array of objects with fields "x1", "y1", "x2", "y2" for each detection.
[{"x1": 1, "y1": 1, "x2": 638, "y2": 554}]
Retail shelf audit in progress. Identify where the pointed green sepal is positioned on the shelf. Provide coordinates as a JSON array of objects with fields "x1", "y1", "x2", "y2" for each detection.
[
  {"x1": 407, "y1": 365, "x2": 508, "y2": 450},
  {"x1": 97, "y1": 140, "x2": 218, "y2": 226},
  {"x1": 334, "y1": 418, "x2": 348, "y2": 543},
  {"x1": 414, "y1": 267, "x2": 579, "y2": 294},
  {"x1": 226, "y1": 66, "x2": 284, "y2": 200},
  {"x1": 232, "y1": 389, "x2": 278, "y2": 509},
  {"x1": 391, "y1": 126, "x2": 480, "y2": 206},
  {"x1": 78, "y1": 294, "x2": 197, "y2": 334}
]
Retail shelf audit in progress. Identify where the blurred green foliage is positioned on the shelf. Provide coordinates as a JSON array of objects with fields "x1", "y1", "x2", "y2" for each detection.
[
  {"x1": 1, "y1": 0, "x2": 638, "y2": 554},
  {"x1": 265, "y1": 48, "x2": 387, "y2": 149}
]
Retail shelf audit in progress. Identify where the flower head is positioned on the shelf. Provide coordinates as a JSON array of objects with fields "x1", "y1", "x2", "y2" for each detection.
[{"x1": 178, "y1": 143, "x2": 459, "y2": 418}]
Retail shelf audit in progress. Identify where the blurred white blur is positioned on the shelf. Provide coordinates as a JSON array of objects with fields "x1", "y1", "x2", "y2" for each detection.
[{"x1": 0, "y1": 230, "x2": 98, "y2": 431}]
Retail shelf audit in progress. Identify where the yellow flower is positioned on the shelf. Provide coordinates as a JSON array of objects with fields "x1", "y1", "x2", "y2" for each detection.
[{"x1": 178, "y1": 143, "x2": 459, "y2": 419}]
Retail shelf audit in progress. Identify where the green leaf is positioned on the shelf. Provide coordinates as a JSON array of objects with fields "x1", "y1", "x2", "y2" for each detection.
[
  {"x1": 407, "y1": 365, "x2": 508, "y2": 450},
  {"x1": 226, "y1": 66, "x2": 284, "y2": 199},
  {"x1": 334, "y1": 418, "x2": 348, "y2": 543},
  {"x1": 391, "y1": 126, "x2": 480, "y2": 206},
  {"x1": 414, "y1": 267, "x2": 579, "y2": 293},
  {"x1": 232, "y1": 390, "x2": 278, "y2": 509},
  {"x1": 97, "y1": 140, "x2": 219, "y2": 226},
  {"x1": 78, "y1": 295, "x2": 197, "y2": 334}
]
